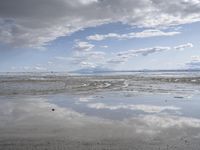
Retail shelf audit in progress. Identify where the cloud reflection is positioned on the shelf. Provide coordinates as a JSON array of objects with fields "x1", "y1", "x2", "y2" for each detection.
[
  {"x1": 0, "y1": 96, "x2": 200, "y2": 141},
  {"x1": 87, "y1": 103, "x2": 181, "y2": 113}
]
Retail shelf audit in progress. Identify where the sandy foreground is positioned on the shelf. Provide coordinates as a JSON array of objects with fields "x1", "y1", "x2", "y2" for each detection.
[
  {"x1": 0, "y1": 73, "x2": 200, "y2": 149},
  {"x1": 0, "y1": 137, "x2": 200, "y2": 150}
]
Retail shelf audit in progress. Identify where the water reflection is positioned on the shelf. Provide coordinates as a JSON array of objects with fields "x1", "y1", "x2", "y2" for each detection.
[{"x1": 0, "y1": 93, "x2": 200, "y2": 149}]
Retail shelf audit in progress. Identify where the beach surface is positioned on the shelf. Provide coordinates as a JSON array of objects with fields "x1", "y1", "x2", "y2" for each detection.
[{"x1": 0, "y1": 72, "x2": 200, "y2": 149}]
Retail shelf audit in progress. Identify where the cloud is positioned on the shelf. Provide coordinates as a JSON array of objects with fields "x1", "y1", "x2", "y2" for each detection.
[
  {"x1": 79, "y1": 0, "x2": 98, "y2": 5},
  {"x1": 72, "y1": 49, "x2": 113, "y2": 69},
  {"x1": 55, "y1": 56, "x2": 69, "y2": 60},
  {"x1": 87, "y1": 103, "x2": 180, "y2": 113},
  {"x1": 71, "y1": 42, "x2": 194, "y2": 68},
  {"x1": 80, "y1": 61, "x2": 96, "y2": 68},
  {"x1": 186, "y1": 61, "x2": 200, "y2": 69},
  {"x1": 72, "y1": 51, "x2": 105, "y2": 62},
  {"x1": 86, "y1": 51, "x2": 105, "y2": 59},
  {"x1": 87, "y1": 29, "x2": 180, "y2": 41},
  {"x1": 191, "y1": 55, "x2": 200, "y2": 61},
  {"x1": 74, "y1": 41, "x2": 95, "y2": 51},
  {"x1": 47, "y1": 61, "x2": 53, "y2": 65},
  {"x1": 87, "y1": 33, "x2": 121, "y2": 41},
  {"x1": 10, "y1": 65, "x2": 47, "y2": 71},
  {"x1": 117, "y1": 43, "x2": 193, "y2": 58},
  {"x1": 185, "y1": 55, "x2": 200, "y2": 69},
  {"x1": 33, "y1": 66, "x2": 47, "y2": 71},
  {"x1": 105, "y1": 43, "x2": 193, "y2": 66},
  {"x1": 71, "y1": 50, "x2": 106, "y2": 68},
  {"x1": 0, "y1": 0, "x2": 200, "y2": 48},
  {"x1": 106, "y1": 56, "x2": 131, "y2": 64},
  {"x1": 130, "y1": 115, "x2": 200, "y2": 129},
  {"x1": 107, "y1": 59, "x2": 128, "y2": 64},
  {"x1": 133, "y1": 47, "x2": 171, "y2": 56},
  {"x1": 78, "y1": 96, "x2": 94, "y2": 102},
  {"x1": 117, "y1": 46, "x2": 171, "y2": 58},
  {"x1": 101, "y1": 45, "x2": 108, "y2": 48},
  {"x1": 174, "y1": 43, "x2": 194, "y2": 50},
  {"x1": 2, "y1": 96, "x2": 200, "y2": 141},
  {"x1": 57, "y1": 50, "x2": 105, "y2": 69}
]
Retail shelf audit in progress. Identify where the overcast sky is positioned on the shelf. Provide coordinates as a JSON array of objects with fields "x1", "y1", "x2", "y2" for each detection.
[{"x1": 1, "y1": 0, "x2": 200, "y2": 72}]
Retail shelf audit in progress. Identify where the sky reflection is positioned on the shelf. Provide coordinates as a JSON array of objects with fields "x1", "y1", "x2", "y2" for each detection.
[{"x1": 0, "y1": 92, "x2": 200, "y2": 143}]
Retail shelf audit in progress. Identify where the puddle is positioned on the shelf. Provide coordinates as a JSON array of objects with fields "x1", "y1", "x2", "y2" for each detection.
[{"x1": 0, "y1": 73, "x2": 200, "y2": 149}]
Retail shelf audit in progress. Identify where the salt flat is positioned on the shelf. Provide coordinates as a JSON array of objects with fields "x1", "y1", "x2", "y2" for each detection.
[{"x1": 0, "y1": 72, "x2": 200, "y2": 150}]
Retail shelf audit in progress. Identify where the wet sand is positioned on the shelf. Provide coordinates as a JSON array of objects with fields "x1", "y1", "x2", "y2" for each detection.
[
  {"x1": 1, "y1": 137, "x2": 200, "y2": 150},
  {"x1": 0, "y1": 72, "x2": 200, "y2": 149},
  {"x1": 0, "y1": 73, "x2": 200, "y2": 95}
]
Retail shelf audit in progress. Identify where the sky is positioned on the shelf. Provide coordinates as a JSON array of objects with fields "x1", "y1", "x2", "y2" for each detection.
[{"x1": 1, "y1": 0, "x2": 200, "y2": 72}]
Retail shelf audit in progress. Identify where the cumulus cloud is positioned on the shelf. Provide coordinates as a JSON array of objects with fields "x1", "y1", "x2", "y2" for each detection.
[
  {"x1": 71, "y1": 49, "x2": 106, "y2": 68},
  {"x1": 0, "y1": 0, "x2": 200, "y2": 48},
  {"x1": 106, "y1": 54, "x2": 133, "y2": 65},
  {"x1": 87, "y1": 29, "x2": 180, "y2": 41},
  {"x1": 80, "y1": 61, "x2": 96, "y2": 68},
  {"x1": 174, "y1": 43, "x2": 194, "y2": 50},
  {"x1": 107, "y1": 58, "x2": 128, "y2": 64},
  {"x1": 105, "y1": 43, "x2": 193, "y2": 66},
  {"x1": 133, "y1": 47, "x2": 171, "y2": 56},
  {"x1": 70, "y1": 42, "x2": 194, "y2": 69},
  {"x1": 101, "y1": 45, "x2": 108, "y2": 48},
  {"x1": 74, "y1": 41, "x2": 95, "y2": 51},
  {"x1": 86, "y1": 51, "x2": 105, "y2": 59},
  {"x1": 57, "y1": 49, "x2": 105, "y2": 68},
  {"x1": 72, "y1": 51, "x2": 105, "y2": 61},
  {"x1": 55, "y1": 56, "x2": 69, "y2": 60},
  {"x1": 117, "y1": 46, "x2": 171, "y2": 58},
  {"x1": 117, "y1": 43, "x2": 193, "y2": 59}
]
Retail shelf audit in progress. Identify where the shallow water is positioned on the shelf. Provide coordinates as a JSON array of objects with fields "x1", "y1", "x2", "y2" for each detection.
[{"x1": 0, "y1": 73, "x2": 200, "y2": 149}]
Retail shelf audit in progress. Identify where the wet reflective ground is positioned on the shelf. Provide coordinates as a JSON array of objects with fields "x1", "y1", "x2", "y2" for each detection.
[{"x1": 0, "y1": 73, "x2": 200, "y2": 150}]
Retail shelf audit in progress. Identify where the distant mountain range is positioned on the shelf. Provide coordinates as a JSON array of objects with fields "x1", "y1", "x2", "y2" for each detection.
[
  {"x1": 71, "y1": 68, "x2": 200, "y2": 74},
  {"x1": 1, "y1": 69, "x2": 200, "y2": 75},
  {"x1": 71, "y1": 67, "x2": 112, "y2": 74}
]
